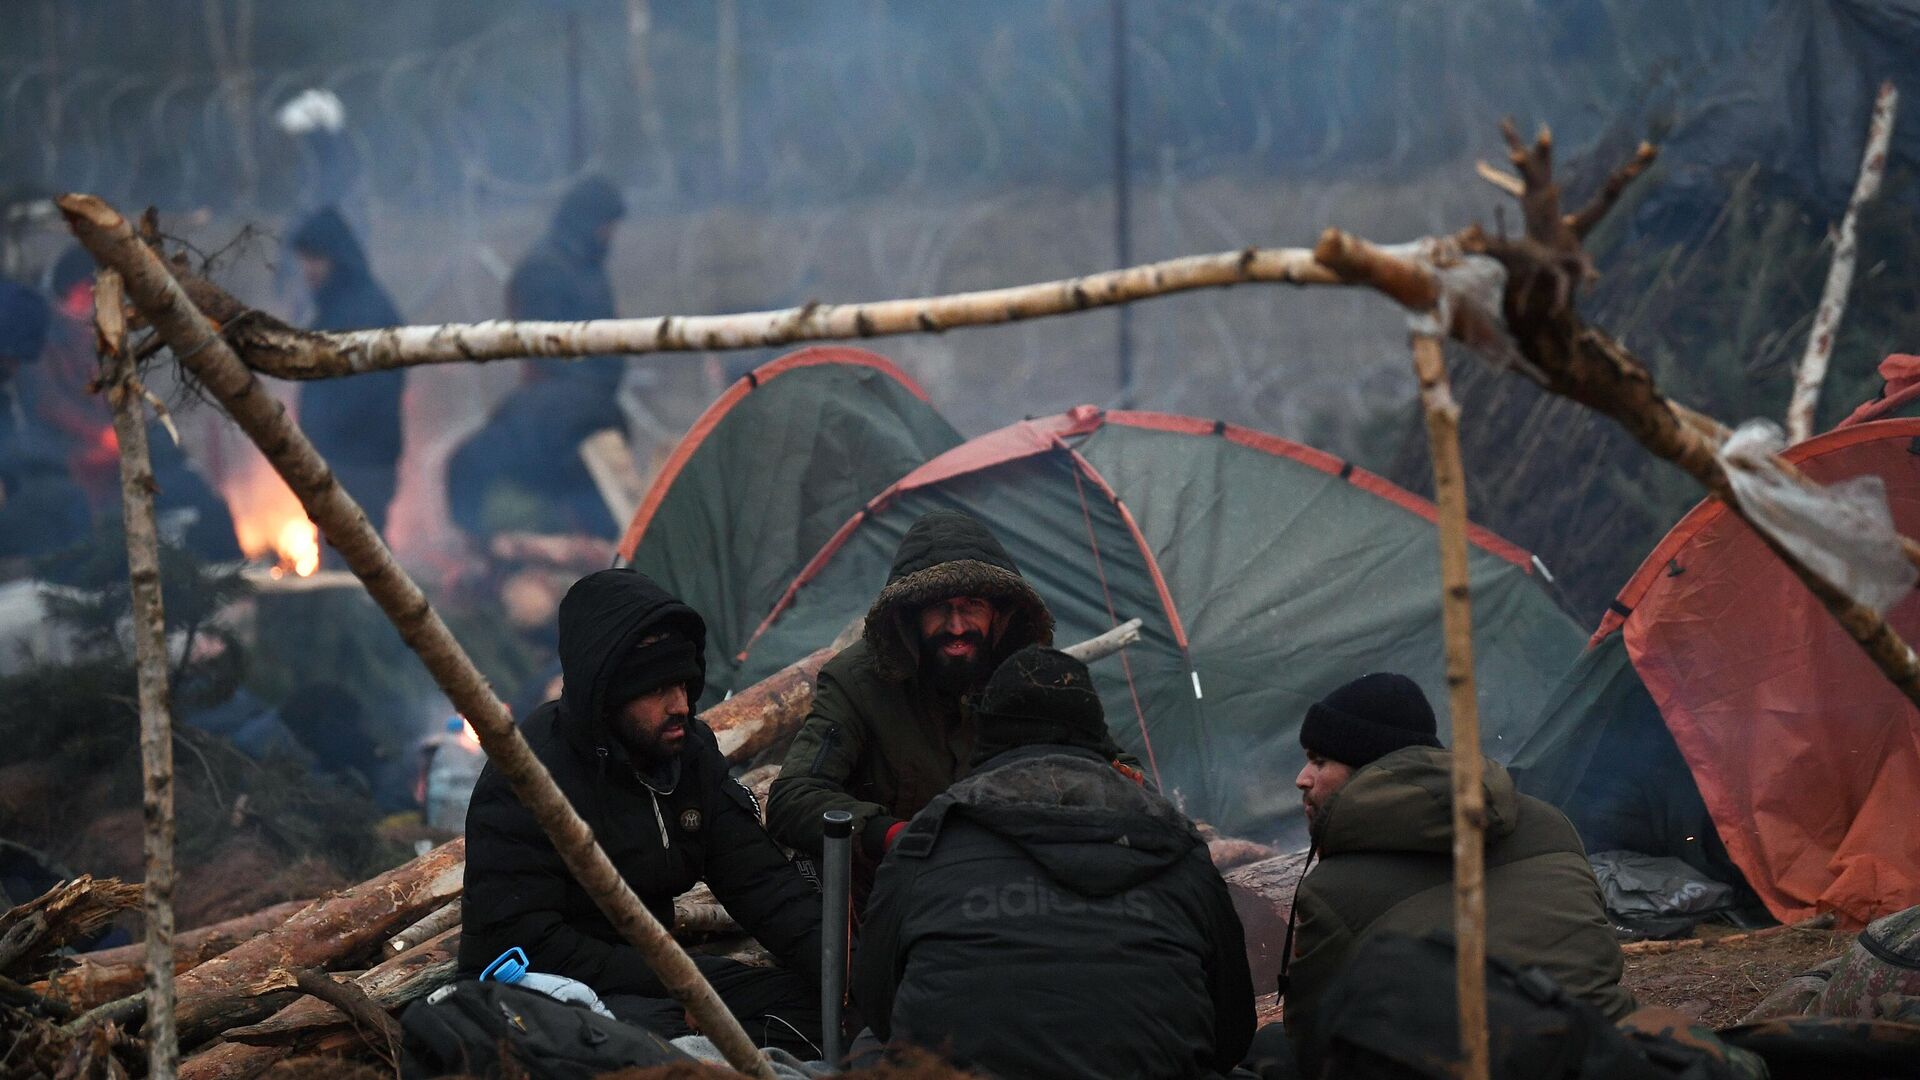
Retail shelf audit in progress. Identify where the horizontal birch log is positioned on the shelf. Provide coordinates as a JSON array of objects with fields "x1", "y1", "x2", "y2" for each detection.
[{"x1": 224, "y1": 247, "x2": 1348, "y2": 379}]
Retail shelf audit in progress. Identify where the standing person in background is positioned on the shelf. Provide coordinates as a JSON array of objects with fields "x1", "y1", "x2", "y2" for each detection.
[
  {"x1": 447, "y1": 176, "x2": 630, "y2": 540},
  {"x1": 289, "y1": 207, "x2": 406, "y2": 538}
]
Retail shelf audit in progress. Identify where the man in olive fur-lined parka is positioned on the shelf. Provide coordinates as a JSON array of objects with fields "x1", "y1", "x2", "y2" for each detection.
[{"x1": 767, "y1": 509, "x2": 1140, "y2": 872}]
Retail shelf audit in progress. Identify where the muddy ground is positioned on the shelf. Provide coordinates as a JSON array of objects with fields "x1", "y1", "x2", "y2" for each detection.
[
  {"x1": 1248, "y1": 923, "x2": 1854, "y2": 1031},
  {"x1": 1621, "y1": 924, "x2": 1853, "y2": 1028}
]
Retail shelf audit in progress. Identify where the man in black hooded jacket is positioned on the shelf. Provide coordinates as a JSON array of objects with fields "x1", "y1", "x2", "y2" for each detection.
[
  {"x1": 853, "y1": 646, "x2": 1254, "y2": 1078},
  {"x1": 460, "y1": 568, "x2": 823, "y2": 1054},
  {"x1": 447, "y1": 176, "x2": 629, "y2": 539},
  {"x1": 288, "y1": 207, "x2": 406, "y2": 536}
]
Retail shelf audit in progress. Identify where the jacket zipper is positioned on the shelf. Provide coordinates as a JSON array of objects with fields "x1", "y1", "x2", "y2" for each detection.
[{"x1": 649, "y1": 789, "x2": 671, "y2": 850}]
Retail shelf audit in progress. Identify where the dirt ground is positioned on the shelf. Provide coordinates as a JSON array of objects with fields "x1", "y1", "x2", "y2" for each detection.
[
  {"x1": 1247, "y1": 923, "x2": 1855, "y2": 1033},
  {"x1": 1621, "y1": 924, "x2": 1853, "y2": 1028}
]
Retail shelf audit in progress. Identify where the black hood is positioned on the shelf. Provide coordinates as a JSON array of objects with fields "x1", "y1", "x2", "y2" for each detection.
[
  {"x1": 290, "y1": 207, "x2": 402, "y2": 332},
  {"x1": 547, "y1": 176, "x2": 626, "y2": 266},
  {"x1": 862, "y1": 509, "x2": 1054, "y2": 681},
  {"x1": 555, "y1": 569, "x2": 706, "y2": 752},
  {"x1": 941, "y1": 745, "x2": 1202, "y2": 897}
]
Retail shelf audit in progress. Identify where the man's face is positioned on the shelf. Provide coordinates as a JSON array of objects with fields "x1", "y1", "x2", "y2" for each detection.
[
  {"x1": 614, "y1": 682, "x2": 691, "y2": 763},
  {"x1": 1295, "y1": 751, "x2": 1355, "y2": 838},
  {"x1": 297, "y1": 252, "x2": 333, "y2": 293},
  {"x1": 918, "y1": 594, "x2": 995, "y2": 691}
]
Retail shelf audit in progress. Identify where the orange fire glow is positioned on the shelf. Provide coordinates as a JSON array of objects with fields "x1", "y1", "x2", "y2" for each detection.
[{"x1": 223, "y1": 458, "x2": 320, "y2": 578}]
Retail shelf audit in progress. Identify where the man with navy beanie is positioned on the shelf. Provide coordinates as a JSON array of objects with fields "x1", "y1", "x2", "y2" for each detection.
[{"x1": 1278, "y1": 672, "x2": 1632, "y2": 1070}]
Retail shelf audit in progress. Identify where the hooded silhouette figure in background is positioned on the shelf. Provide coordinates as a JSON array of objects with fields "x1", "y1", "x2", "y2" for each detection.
[
  {"x1": 289, "y1": 207, "x2": 407, "y2": 536},
  {"x1": 447, "y1": 176, "x2": 630, "y2": 540}
]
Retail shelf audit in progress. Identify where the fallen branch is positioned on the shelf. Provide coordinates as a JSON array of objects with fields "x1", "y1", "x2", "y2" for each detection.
[
  {"x1": 0, "y1": 877, "x2": 144, "y2": 978},
  {"x1": 1619, "y1": 913, "x2": 1838, "y2": 956},
  {"x1": 101, "y1": 261, "x2": 182, "y2": 1080},
  {"x1": 1413, "y1": 333, "x2": 1489, "y2": 1080},
  {"x1": 182, "y1": 928, "x2": 457, "y2": 1080},
  {"x1": 288, "y1": 969, "x2": 401, "y2": 1069},
  {"x1": 0, "y1": 970, "x2": 71, "y2": 1020},
  {"x1": 1786, "y1": 80, "x2": 1899, "y2": 443},
  {"x1": 384, "y1": 900, "x2": 460, "y2": 957},
  {"x1": 218, "y1": 246, "x2": 1349, "y2": 379},
  {"x1": 61, "y1": 193, "x2": 777, "y2": 1080},
  {"x1": 1061, "y1": 617, "x2": 1143, "y2": 663}
]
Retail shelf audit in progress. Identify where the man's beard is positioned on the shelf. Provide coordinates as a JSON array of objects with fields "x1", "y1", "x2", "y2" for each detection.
[
  {"x1": 620, "y1": 715, "x2": 689, "y2": 766},
  {"x1": 921, "y1": 631, "x2": 991, "y2": 695}
]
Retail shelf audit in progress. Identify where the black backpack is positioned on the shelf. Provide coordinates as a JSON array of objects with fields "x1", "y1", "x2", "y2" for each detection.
[
  {"x1": 399, "y1": 980, "x2": 694, "y2": 1079},
  {"x1": 1309, "y1": 932, "x2": 1742, "y2": 1080}
]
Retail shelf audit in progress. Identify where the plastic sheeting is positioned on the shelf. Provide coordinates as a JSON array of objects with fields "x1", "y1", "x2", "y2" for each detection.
[
  {"x1": 1609, "y1": 421, "x2": 1920, "y2": 924},
  {"x1": 733, "y1": 407, "x2": 1582, "y2": 840},
  {"x1": 1717, "y1": 420, "x2": 1917, "y2": 614},
  {"x1": 616, "y1": 348, "x2": 961, "y2": 702}
]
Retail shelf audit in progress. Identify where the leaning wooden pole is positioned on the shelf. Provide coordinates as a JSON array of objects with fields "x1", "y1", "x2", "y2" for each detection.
[
  {"x1": 98, "y1": 266, "x2": 181, "y2": 1080},
  {"x1": 61, "y1": 194, "x2": 777, "y2": 1080},
  {"x1": 1786, "y1": 80, "x2": 1898, "y2": 444},
  {"x1": 1412, "y1": 333, "x2": 1489, "y2": 1080}
]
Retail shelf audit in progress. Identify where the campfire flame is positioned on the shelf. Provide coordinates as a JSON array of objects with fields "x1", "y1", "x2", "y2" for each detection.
[
  {"x1": 275, "y1": 517, "x2": 321, "y2": 578},
  {"x1": 223, "y1": 456, "x2": 320, "y2": 578}
]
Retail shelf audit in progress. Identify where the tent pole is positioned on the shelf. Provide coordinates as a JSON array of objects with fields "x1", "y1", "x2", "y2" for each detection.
[{"x1": 1412, "y1": 332, "x2": 1489, "y2": 1080}]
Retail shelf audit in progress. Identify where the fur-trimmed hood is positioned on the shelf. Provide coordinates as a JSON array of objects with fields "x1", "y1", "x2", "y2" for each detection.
[{"x1": 862, "y1": 509, "x2": 1053, "y2": 680}]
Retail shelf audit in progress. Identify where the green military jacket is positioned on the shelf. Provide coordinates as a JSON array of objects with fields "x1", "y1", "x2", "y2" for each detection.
[{"x1": 1285, "y1": 746, "x2": 1635, "y2": 1051}]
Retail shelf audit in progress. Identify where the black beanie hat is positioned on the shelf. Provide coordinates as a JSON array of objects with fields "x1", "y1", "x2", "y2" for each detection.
[
  {"x1": 971, "y1": 646, "x2": 1108, "y2": 764},
  {"x1": 604, "y1": 633, "x2": 703, "y2": 714},
  {"x1": 1299, "y1": 672, "x2": 1442, "y2": 769}
]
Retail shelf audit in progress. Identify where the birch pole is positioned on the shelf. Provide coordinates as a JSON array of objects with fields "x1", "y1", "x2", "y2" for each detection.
[
  {"x1": 220, "y1": 245, "x2": 1346, "y2": 379},
  {"x1": 1786, "y1": 80, "x2": 1898, "y2": 444},
  {"x1": 1412, "y1": 333, "x2": 1488, "y2": 1080},
  {"x1": 60, "y1": 194, "x2": 777, "y2": 1080},
  {"x1": 98, "y1": 265, "x2": 179, "y2": 1080}
]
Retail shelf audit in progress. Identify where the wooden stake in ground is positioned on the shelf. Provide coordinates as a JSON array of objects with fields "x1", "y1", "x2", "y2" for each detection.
[
  {"x1": 60, "y1": 194, "x2": 777, "y2": 1080},
  {"x1": 99, "y1": 264, "x2": 181, "y2": 1080},
  {"x1": 1412, "y1": 333, "x2": 1489, "y2": 1080},
  {"x1": 1786, "y1": 80, "x2": 1899, "y2": 444}
]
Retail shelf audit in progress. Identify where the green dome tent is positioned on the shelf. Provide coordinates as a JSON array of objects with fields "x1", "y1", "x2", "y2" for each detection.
[
  {"x1": 615, "y1": 347, "x2": 962, "y2": 699},
  {"x1": 725, "y1": 404, "x2": 1583, "y2": 841}
]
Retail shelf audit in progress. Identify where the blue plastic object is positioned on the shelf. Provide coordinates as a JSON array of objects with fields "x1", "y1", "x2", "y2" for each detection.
[{"x1": 481, "y1": 946, "x2": 529, "y2": 984}]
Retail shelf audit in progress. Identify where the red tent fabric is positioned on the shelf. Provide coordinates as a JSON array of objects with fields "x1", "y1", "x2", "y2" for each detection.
[
  {"x1": 1595, "y1": 419, "x2": 1920, "y2": 923},
  {"x1": 1839, "y1": 353, "x2": 1920, "y2": 427}
]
